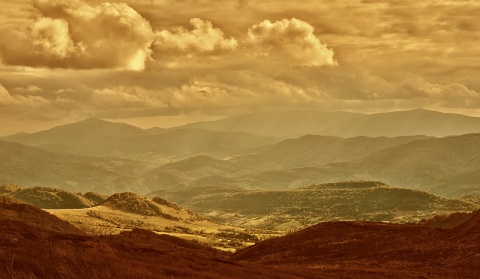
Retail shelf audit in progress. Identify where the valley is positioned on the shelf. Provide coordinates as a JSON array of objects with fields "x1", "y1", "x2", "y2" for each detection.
[{"x1": 1, "y1": 109, "x2": 480, "y2": 278}]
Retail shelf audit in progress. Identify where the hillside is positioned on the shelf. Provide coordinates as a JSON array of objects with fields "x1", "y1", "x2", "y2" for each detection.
[
  {"x1": 182, "y1": 109, "x2": 480, "y2": 138},
  {"x1": 154, "y1": 181, "x2": 479, "y2": 231},
  {"x1": 323, "y1": 133, "x2": 480, "y2": 197},
  {"x1": 0, "y1": 195, "x2": 85, "y2": 235},
  {"x1": 48, "y1": 192, "x2": 265, "y2": 250},
  {"x1": 131, "y1": 128, "x2": 277, "y2": 159},
  {"x1": 0, "y1": 219, "x2": 315, "y2": 279},
  {"x1": 2, "y1": 188, "x2": 479, "y2": 278},
  {"x1": 0, "y1": 141, "x2": 148, "y2": 193},
  {"x1": 3, "y1": 117, "x2": 148, "y2": 155},
  {"x1": 231, "y1": 135, "x2": 430, "y2": 169},
  {"x1": 231, "y1": 212, "x2": 480, "y2": 278},
  {"x1": 1, "y1": 185, "x2": 109, "y2": 209}
]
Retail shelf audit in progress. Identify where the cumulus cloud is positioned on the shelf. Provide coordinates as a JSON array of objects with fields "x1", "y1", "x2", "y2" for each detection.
[
  {"x1": 31, "y1": 17, "x2": 85, "y2": 59},
  {"x1": 247, "y1": 18, "x2": 337, "y2": 67},
  {"x1": 0, "y1": 0, "x2": 155, "y2": 70},
  {"x1": 154, "y1": 18, "x2": 238, "y2": 54}
]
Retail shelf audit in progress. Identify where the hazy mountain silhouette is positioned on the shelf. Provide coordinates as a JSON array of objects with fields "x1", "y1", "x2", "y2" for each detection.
[
  {"x1": 131, "y1": 128, "x2": 276, "y2": 160},
  {"x1": 327, "y1": 133, "x2": 480, "y2": 197},
  {"x1": 231, "y1": 134, "x2": 430, "y2": 169},
  {"x1": 3, "y1": 118, "x2": 277, "y2": 162},
  {"x1": 3, "y1": 117, "x2": 148, "y2": 155},
  {"x1": 181, "y1": 109, "x2": 480, "y2": 138},
  {"x1": 0, "y1": 140, "x2": 149, "y2": 192}
]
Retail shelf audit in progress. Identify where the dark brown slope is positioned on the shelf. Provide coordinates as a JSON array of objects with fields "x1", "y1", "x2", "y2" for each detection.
[
  {"x1": 232, "y1": 211, "x2": 480, "y2": 278},
  {"x1": 0, "y1": 195, "x2": 84, "y2": 235},
  {"x1": 0, "y1": 219, "x2": 313, "y2": 278}
]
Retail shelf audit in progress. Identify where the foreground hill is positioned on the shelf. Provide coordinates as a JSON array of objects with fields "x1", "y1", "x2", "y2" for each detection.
[
  {"x1": 0, "y1": 195, "x2": 85, "y2": 235},
  {"x1": 182, "y1": 109, "x2": 480, "y2": 138},
  {"x1": 47, "y1": 191, "x2": 264, "y2": 250},
  {"x1": 2, "y1": 195, "x2": 479, "y2": 278},
  {"x1": 153, "y1": 181, "x2": 479, "y2": 231},
  {"x1": 232, "y1": 210, "x2": 480, "y2": 278}
]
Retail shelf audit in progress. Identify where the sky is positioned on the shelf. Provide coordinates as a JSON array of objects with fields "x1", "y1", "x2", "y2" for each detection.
[{"x1": 0, "y1": 0, "x2": 479, "y2": 135}]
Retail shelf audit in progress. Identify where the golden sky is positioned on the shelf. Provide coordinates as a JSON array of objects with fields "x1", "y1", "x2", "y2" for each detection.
[{"x1": 0, "y1": 0, "x2": 479, "y2": 134}]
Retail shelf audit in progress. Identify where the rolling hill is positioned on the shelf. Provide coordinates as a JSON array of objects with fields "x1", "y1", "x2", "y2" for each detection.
[
  {"x1": 231, "y1": 211, "x2": 480, "y2": 278},
  {"x1": 152, "y1": 181, "x2": 479, "y2": 231},
  {"x1": 0, "y1": 185, "x2": 107, "y2": 209},
  {"x1": 181, "y1": 109, "x2": 480, "y2": 138},
  {"x1": 0, "y1": 195, "x2": 85, "y2": 235},
  {"x1": 1, "y1": 189, "x2": 479, "y2": 278}
]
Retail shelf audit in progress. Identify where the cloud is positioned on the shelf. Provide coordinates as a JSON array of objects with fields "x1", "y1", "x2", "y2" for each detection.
[
  {"x1": 154, "y1": 18, "x2": 238, "y2": 55},
  {"x1": 403, "y1": 78, "x2": 480, "y2": 108},
  {"x1": 0, "y1": 83, "x2": 15, "y2": 105},
  {"x1": 247, "y1": 18, "x2": 337, "y2": 67},
  {"x1": 0, "y1": 83, "x2": 49, "y2": 106},
  {"x1": 0, "y1": 0, "x2": 155, "y2": 70},
  {"x1": 91, "y1": 86, "x2": 167, "y2": 110},
  {"x1": 13, "y1": 85, "x2": 44, "y2": 94},
  {"x1": 31, "y1": 17, "x2": 85, "y2": 59}
]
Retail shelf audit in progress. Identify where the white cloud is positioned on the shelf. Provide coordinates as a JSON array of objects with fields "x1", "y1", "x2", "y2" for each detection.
[
  {"x1": 154, "y1": 18, "x2": 238, "y2": 54},
  {"x1": 31, "y1": 17, "x2": 85, "y2": 59},
  {"x1": 247, "y1": 18, "x2": 337, "y2": 67}
]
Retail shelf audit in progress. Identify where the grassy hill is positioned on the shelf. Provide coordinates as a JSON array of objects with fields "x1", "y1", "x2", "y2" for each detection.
[
  {"x1": 0, "y1": 195, "x2": 85, "y2": 235},
  {"x1": 155, "y1": 181, "x2": 479, "y2": 231},
  {"x1": 1, "y1": 184, "x2": 107, "y2": 209}
]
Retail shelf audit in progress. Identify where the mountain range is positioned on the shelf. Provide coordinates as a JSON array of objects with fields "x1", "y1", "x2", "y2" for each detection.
[
  {"x1": 181, "y1": 109, "x2": 480, "y2": 138},
  {"x1": 1, "y1": 109, "x2": 480, "y2": 199}
]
